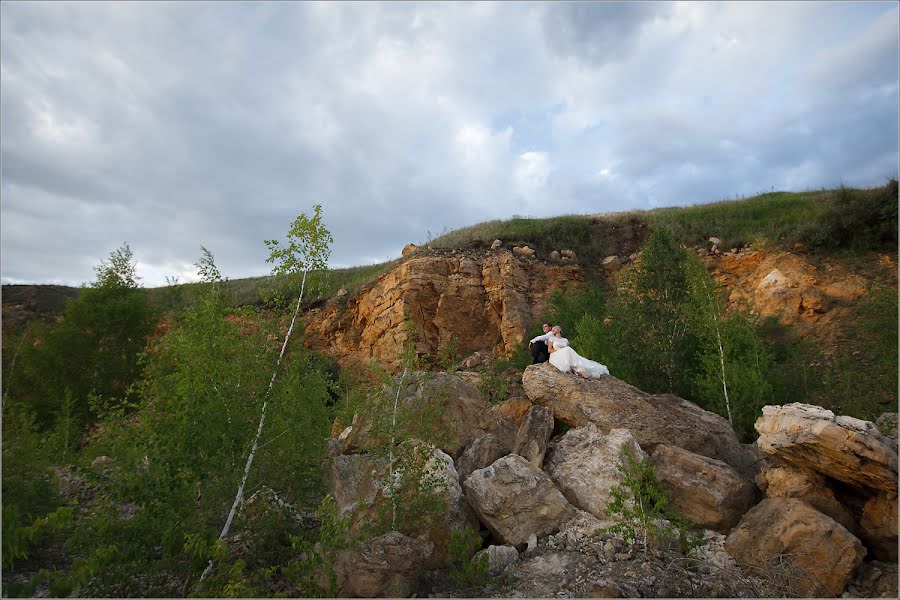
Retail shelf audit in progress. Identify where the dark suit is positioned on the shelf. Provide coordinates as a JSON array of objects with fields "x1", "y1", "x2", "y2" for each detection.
[{"x1": 531, "y1": 339, "x2": 550, "y2": 364}]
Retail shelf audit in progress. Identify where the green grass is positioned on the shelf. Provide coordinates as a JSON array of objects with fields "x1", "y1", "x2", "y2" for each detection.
[
  {"x1": 429, "y1": 214, "x2": 594, "y2": 251},
  {"x1": 143, "y1": 260, "x2": 399, "y2": 311},
  {"x1": 610, "y1": 190, "x2": 830, "y2": 250}
]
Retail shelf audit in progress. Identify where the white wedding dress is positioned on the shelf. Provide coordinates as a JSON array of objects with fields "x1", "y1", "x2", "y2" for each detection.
[{"x1": 549, "y1": 336, "x2": 609, "y2": 379}]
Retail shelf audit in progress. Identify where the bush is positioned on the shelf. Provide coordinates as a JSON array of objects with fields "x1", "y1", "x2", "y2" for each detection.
[
  {"x1": 801, "y1": 180, "x2": 898, "y2": 251},
  {"x1": 604, "y1": 446, "x2": 702, "y2": 556}
]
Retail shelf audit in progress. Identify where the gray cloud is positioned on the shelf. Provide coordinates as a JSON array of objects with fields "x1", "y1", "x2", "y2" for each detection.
[{"x1": 1, "y1": 1, "x2": 897, "y2": 286}]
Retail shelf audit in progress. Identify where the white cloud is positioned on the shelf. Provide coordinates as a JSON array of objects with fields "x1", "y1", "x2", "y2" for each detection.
[{"x1": 0, "y1": 1, "x2": 896, "y2": 286}]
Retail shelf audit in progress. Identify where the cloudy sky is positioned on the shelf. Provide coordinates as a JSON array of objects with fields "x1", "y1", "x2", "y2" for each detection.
[{"x1": 2, "y1": 1, "x2": 898, "y2": 287}]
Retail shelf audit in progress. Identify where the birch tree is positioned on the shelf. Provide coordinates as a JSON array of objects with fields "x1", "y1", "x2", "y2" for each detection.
[{"x1": 200, "y1": 205, "x2": 332, "y2": 584}]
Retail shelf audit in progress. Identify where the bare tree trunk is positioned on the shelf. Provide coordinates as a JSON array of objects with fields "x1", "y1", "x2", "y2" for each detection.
[
  {"x1": 199, "y1": 269, "x2": 309, "y2": 585},
  {"x1": 705, "y1": 287, "x2": 733, "y2": 426},
  {"x1": 389, "y1": 368, "x2": 408, "y2": 531}
]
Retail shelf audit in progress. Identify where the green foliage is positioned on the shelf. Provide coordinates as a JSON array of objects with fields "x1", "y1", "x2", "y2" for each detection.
[
  {"x1": 820, "y1": 283, "x2": 898, "y2": 420},
  {"x1": 603, "y1": 228, "x2": 696, "y2": 395},
  {"x1": 1, "y1": 402, "x2": 67, "y2": 575},
  {"x1": 801, "y1": 180, "x2": 898, "y2": 251},
  {"x1": 447, "y1": 528, "x2": 489, "y2": 587},
  {"x1": 53, "y1": 249, "x2": 335, "y2": 596},
  {"x1": 478, "y1": 370, "x2": 509, "y2": 405},
  {"x1": 8, "y1": 243, "x2": 156, "y2": 425},
  {"x1": 557, "y1": 228, "x2": 776, "y2": 441},
  {"x1": 544, "y1": 282, "x2": 606, "y2": 337},
  {"x1": 280, "y1": 494, "x2": 361, "y2": 597},
  {"x1": 604, "y1": 446, "x2": 701, "y2": 556},
  {"x1": 684, "y1": 256, "x2": 773, "y2": 440},
  {"x1": 263, "y1": 204, "x2": 334, "y2": 307}
]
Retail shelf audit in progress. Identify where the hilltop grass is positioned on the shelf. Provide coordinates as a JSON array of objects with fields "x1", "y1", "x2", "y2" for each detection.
[
  {"x1": 429, "y1": 215, "x2": 594, "y2": 251},
  {"x1": 144, "y1": 260, "x2": 398, "y2": 311},
  {"x1": 609, "y1": 190, "x2": 829, "y2": 250},
  {"x1": 429, "y1": 182, "x2": 896, "y2": 257}
]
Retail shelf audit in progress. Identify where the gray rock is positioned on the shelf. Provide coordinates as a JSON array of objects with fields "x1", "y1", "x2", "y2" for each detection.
[
  {"x1": 463, "y1": 454, "x2": 576, "y2": 546},
  {"x1": 601, "y1": 255, "x2": 621, "y2": 271},
  {"x1": 544, "y1": 424, "x2": 645, "y2": 519},
  {"x1": 650, "y1": 444, "x2": 758, "y2": 532},
  {"x1": 473, "y1": 544, "x2": 519, "y2": 576},
  {"x1": 522, "y1": 364, "x2": 757, "y2": 476},
  {"x1": 456, "y1": 434, "x2": 511, "y2": 482},
  {"x1": 512, "y1": 405, "x2": 554, "y2": 468},
  {"x1": 725, "y1": 498, "x2": 866, "y2": 598},
  {"x1": 755, "y1": 403, "x2": 898, "y2": 493}
]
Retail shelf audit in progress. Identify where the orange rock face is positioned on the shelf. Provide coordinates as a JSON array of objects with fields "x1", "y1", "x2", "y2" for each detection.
[{"x1": 303, "y1": 250, "x2": 582, "y2": 369}]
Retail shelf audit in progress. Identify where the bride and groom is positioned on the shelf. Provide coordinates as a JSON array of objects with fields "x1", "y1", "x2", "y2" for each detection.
[{"x1": 529, "y1": 323, "x2": 609, "y2": 379}]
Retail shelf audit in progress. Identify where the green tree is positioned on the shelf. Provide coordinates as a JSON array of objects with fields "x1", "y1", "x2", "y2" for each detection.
[
  {"x1": 683, "y1": 256, "x2": 773, "y2": 440},
  {"x1": 604, "y1": 446, "x2": 701, "y2": 557},
  {"x1": 55, "y1": 248, "x2": 334, "y2": 596},
  {"x1": 9, "y1": 243, "x2": 155, "y2": 424},
  {"x1": 601, "y1": 228, "x2": 697, "y2": 395},
  {"x1": 201, "y1": 206, "x2": 333, "y2": 585}
]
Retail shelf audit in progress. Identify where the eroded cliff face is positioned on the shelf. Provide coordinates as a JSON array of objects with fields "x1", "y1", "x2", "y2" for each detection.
[
  {"x1": 303, "y1": 249, "x2": 583, "y2": 368},
  {"x1": 700, "y1": 247, "x2": 897, "y2": 349}
]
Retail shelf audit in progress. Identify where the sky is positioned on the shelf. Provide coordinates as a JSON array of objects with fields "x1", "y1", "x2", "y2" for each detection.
[{"x1": 1, "y1": 1, "x2": 898, "y2": 287}]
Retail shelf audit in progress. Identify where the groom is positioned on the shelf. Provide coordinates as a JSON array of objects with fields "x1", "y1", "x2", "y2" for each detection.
[{"x1": 529, "y1": 323, "x2": 553, "y2": 364}]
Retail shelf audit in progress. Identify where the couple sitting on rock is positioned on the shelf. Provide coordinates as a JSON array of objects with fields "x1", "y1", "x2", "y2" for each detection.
[{"x1": 529, "y1": 323, "x2": 610, "y2": 379}]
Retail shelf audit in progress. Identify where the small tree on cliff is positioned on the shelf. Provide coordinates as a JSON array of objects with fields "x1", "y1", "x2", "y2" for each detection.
[{"x1": 200, "y1": 205, "x2": 333, "y2": 584}]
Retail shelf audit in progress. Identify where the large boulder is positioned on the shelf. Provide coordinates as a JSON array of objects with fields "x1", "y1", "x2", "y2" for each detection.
[
  {"x1": 755, "y1": 464, "x2": 857, "y2": 534},
  {"x1": 456, "y1": 434, "x2": 510, "y2": 483},
  {"x1": 725, "y1": 498, "x2": 866, "y2": 597},
  {"x1": 650, "y1": 445, "x2": 758, "y2": 532},
  {"x1": 522, "y1": 364, "x2": 756, "y2": 474},
  {"x1": 544, "y1": 425, "x2": 645, "y2": 520},
  {"x1": 340, "y1": 372, "x2": 513, "y2": 459},
  {"x1": 325, "y1": 452, "x2": 387, "y2": 534},
  {"x1": 755, "y1": 403, "x2": 898, "y2": 493},
  {"x1": 860, "y1": 492, "x2": 898, "y2": 562},
  {"x1": 473, "y1": 544, "x2": 519, "y2": 576},
  {"x1": 512, "y1": 405, "x2": 554, "y2": 468},
  {"x1": 463, "y1": 454, "x2": 576, "y2": 545},
  {"x1": 325, "y1": 443, "x2": 478, "y2": 565},
  {"x1": 332, "y1": 531, "x2": 433, "y2": 597}
]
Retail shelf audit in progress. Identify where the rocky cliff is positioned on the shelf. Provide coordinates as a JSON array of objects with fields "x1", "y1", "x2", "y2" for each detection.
[{"x1": 302, "y1": 248, "x2": 583, "y2": 368}]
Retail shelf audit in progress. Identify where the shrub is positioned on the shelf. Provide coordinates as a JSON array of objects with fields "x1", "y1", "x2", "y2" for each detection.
[
  {"x1": 604, "y1": 446, "x2": 701, "y2": 557},
  {"x1": 801, "y1": 180, "x2": 898, "y2": 251}
]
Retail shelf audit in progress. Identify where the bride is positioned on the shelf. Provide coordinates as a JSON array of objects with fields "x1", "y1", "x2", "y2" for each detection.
[{"x1": 548, "y1": 325, "x2": 609, "y2": 379}]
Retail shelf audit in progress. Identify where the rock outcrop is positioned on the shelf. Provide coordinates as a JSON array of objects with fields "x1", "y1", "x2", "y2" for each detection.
[
  {"x1": 303, "y1": 250, "x2": 581, "y2": 368},
  {"x1": 725, "y1": 498, "x2": 866, "y2": 597},
  {"x1": 543, "y1": 425, "x2": 645, "y2": 520},
  {"x1": 332, "y1": 531, "x2": 433, "y2": 597},
  {"x1": 650, "y1": 444, "x2": 758, "y2": 532},
  {"x1": 462, "y1": 454, "x2": 576, "y2": 546},
  {"x1": 755, "y1": 403, "x2": 898, "y2": 493},
  {"x1": 522, "y1": 364, "x2": 757, "y2": 474},
  {"x1": 473, "y1": 544, "x2": 519, "y2": 576}
]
